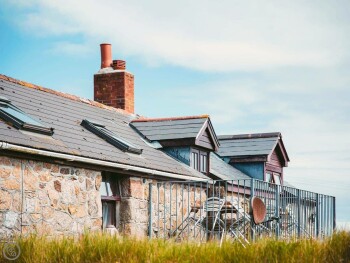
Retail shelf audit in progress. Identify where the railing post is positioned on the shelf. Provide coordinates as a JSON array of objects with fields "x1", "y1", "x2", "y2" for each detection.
[
  {"x1": 148, "y1": 183, "x2": 153, "y2": 239},
  {"x1": 250, "y1": 178, "x2": 255, "y2": 242},
  {"x1": 297, "y1": 189, "x2": 301, "y2": 238},
  {"x1": 170, "y1": 182, "x2": 172, "y2": 237},
  {"x1": 275, "y1": 184, "x2": 280, "y2": 239},
  {"x1": 251, "y1": 178, "x2": 255, "y2": 198},
  {"x1": 333, "y1": 196, "x2": 336, "y2": 232},
  {"x1": 316, "y1": 193, "x2": 320, "y2": 237}
]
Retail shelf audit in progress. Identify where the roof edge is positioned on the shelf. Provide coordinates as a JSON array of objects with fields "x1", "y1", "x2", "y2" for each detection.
[
  {"x1": 218, "y1": 132, "x2": 281, "y2": 140},
  {"x1": 131, "y1": 114, "x2": 209, "y2": 123},
  {"x1": 0, "y1": 74, "x2": 135, "y2": 117},
  {"x1": 0, "y1": 141, "x2": 207, "y2": 181}
]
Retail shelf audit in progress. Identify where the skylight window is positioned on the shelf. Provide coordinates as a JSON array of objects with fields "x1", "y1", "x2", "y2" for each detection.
[
  {"x1": 0, "y1": 96, "x2": 54, "y2": 135},
  {"x1": 81, "y1": 119, "x2": 143, "y2": 154}
]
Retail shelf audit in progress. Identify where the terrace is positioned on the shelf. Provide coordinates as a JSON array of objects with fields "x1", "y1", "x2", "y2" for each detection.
[{"x1": 148, "y1": 179, "x2": 335, "y2": 244}]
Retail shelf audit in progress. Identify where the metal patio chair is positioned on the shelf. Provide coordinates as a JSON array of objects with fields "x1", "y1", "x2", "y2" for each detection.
[
  {"x1": 225, "y1": 197, "x2": 252, "y2": 246},
  {"x1": 169, "y1": 205, "x2": 206, "y2": 242},
  {"x1": 279, "y1": 204, "x2": 311, "y2": 239},
  {"x1": 225, "y1": 197, "x2": 272, "y2": 246},
  {"x1": 199, "y1": 197, "x2": 226, "y2": 244},
  {"x1": 170, "y1": 197, "x2": 226, "y2": 244}
]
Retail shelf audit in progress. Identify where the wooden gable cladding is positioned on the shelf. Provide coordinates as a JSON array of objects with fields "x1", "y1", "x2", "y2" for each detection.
[
  {"x1": 266, "y1": 148, "x2": 284, "y2": 174},
  {"x1": 196, "y1": 128, "x2": 214, "y2": 150},
  {"x1": 265, "y1": 141, "x2": 288, "y2": 184},
  {"x1": 266, "y1": 139, "x2": 289, "y2": 167},
  {"x1": 195, "y1": 119, "x2": 219, "y2": 151},
  {"x1": 268, "y1": 150, "x2": 283, "y2": 167}
]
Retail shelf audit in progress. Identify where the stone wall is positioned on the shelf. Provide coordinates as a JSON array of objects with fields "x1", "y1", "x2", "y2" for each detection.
[
  {"x1": 118, "y1": 177, "x2": 207, "y2": 238},
  {"x1": 118, "y1": 177, "x2": 149, "y2": 237},
  {"x1": 0, "y1": 156, "x2": 102, "y2": 238},
  {"x1": 0, "y1": 155, "x2": 211, "y2": 240},
  {"x1": 151, "y1": 182, "x2": 207, "y2": 239}
]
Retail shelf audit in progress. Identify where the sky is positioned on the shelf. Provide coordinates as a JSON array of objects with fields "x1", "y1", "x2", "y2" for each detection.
[{"x1": 0, "y1": 0, "x2": 349, "y2": 226}]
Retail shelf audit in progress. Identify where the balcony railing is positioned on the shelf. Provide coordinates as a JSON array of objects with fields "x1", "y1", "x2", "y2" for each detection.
[{"x1": 148, "y1": 179, "x2": 335, "y2": 244}]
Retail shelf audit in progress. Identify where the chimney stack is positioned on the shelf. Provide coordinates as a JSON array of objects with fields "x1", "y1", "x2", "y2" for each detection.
[{"x1": 94, "y1": 44, "x2": 134, "y2": 114}]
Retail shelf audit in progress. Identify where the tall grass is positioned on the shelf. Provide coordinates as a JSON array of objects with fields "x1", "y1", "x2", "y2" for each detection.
[{"x1": 1, "y1": 231, "x2": 349, "y2": 263}]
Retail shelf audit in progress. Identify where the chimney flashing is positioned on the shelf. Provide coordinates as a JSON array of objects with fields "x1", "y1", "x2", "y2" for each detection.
[{"x1": 96, "y1": 67, "x2": 132, "y2": 75}]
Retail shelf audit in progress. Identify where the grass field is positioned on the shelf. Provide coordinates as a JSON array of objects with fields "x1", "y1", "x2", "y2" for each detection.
[{"x1": 1, "y1": 231, "x2": 349, "y2": 263}]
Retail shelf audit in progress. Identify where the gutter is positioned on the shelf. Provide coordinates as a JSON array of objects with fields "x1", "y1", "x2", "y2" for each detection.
[{"x1": 0, "y1": 142, "x2": 205, "y2": 182}]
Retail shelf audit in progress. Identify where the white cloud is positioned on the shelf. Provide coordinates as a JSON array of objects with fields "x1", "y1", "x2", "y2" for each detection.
[
  {"x1": 22, "y1": 13, "x2": 82, "y2": 36},
  {"x1": 7, "y1": 0, "x2": 350, "y2": 71},
  {"x1": 49, "y1": 41, "x2": 92, "y2": 56}
]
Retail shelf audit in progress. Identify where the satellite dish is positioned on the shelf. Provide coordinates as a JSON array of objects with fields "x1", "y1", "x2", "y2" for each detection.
[{"x1": 250, "y1": 197, "x2": 267, "y2": 224}]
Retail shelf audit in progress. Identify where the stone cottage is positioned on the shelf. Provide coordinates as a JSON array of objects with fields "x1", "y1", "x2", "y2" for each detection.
[{"x1": 0, "y1": 43, "x2": 292, "y2": 239}]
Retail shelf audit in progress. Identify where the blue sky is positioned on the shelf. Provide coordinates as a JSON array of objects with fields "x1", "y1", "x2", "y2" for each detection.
[{"x1": 0, "y1": 1, "x2": 349, "y2": 226}]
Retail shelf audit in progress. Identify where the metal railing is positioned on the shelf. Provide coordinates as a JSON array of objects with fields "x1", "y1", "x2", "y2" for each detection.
[{"x1": 148, "y1": 179, "x2": 335, "y2": 244}]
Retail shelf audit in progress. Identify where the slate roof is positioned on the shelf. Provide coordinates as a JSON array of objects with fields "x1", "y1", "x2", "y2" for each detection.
[
  {"x1": 217, "y1": 133, "x2": 283, "y2": 158},
  {"x1": 209, "y1": 153, "x2": 250, "y2": 181},
  {"x1": 0, "y1": 74, "x2": 208, "y2": 180},
  {"x1": 130, "y1": 116, "x2": 208, "y2": 141},
  {"x1": 130, "y1": 115, "x2": 220, "y2": 151}
]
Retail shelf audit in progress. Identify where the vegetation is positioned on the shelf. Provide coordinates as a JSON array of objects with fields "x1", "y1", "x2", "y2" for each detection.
[{"x1": 1, "y1": 231, "x2": 349, "y2": 263}]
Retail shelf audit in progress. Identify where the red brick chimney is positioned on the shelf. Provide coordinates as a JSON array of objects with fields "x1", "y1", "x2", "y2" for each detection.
[{"x1": 94, "y1": 43, "x2": 134, "y2": 114}]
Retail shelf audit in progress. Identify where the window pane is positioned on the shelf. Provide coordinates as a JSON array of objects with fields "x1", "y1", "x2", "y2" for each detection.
[
  {"x1": 81, "y1": 119, "x2": 142, "y2": 154},
  {"x1": 101, "y1": 174, "x2": 120, "y2": 196},
  {"x1": 191, "y1": 152, "x2": 198, "y2": 170},
  {"x1": 106, "y1": 181, "x2": 113, "y2": 196},
  {"x1": 200, "y1": 154, "x2": 207, "y2": 172},
  {"x1": 191, "y1": 152, "x2": 195, "y2": 169},
  {"x1": 100, "y1": 181, "x2": 108, "y2": 196},
  {"x1": 192, "y1": 152, "x2": 198, "y2": 170},
  {"x1": 200, "y1": 155, "x2": 203, "y2": 171},
  {"x1": 266, "y1": 173, "x2": 272, "y2": 183},
  {"x1": 110, "y1": 179, "x2": 120, "y2": 196},
  {"x1": 273, "y1": 174, "x2": 281, "y2": 185},
  {"x1": 102, "y1": 201, "x2": 116, "y2": 229},
  {"x1": 0, "y1": 104, "x2": 43, "y2": 126},
  {"x1": 99, "y1": 126, "x2": 139, "y2": 149}
]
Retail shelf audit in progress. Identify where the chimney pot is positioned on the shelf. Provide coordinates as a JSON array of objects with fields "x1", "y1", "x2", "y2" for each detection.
[
  {"x1": 100, "y1": 43, "x2": 112, "y2": 69},
  {"x1": 112, "y1": 60, "x2": 126, "y2": 70}
]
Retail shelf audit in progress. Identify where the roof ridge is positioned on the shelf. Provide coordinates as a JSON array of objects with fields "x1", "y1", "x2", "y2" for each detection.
[
  {"x1": 218, "y1": 132, "x2": 281, "y2": 140},
  {"x1": 0, "y1": 74, "x2": 134, "y2": 117},
  {"x1": 131, "y1": 114, "x2": 209, "y2": 123}
]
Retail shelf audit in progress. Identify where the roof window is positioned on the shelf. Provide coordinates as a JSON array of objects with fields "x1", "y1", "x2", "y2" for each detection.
[
  {"x1": 0, "y1": 96, "x2": 54, "y2": 135},
  {"x1": 81, "y1": 119, "x2": 143, "y2": 154}
]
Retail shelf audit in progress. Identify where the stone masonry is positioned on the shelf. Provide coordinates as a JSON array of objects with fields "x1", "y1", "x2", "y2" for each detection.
[
  {"x1": 118, "y1": 177, "x2": 207, "y2": 238},
  {"x1": 0, "y1": 155, "x2": 209, "y2": 239},
  {"x1": 0, "y1": 156, "x2": 102, "y2": 238},
  {"x1": 118, "y1": 177, "x2": 149, "y2": 237}
]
